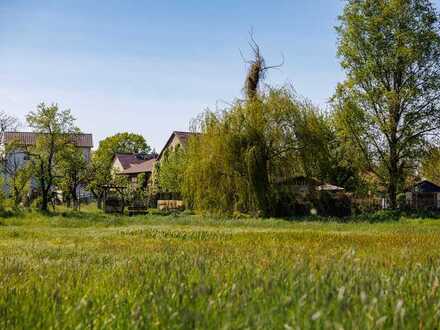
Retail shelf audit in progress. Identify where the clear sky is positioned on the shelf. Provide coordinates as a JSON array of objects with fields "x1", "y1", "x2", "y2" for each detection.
[{"x1": 2, "y1": 1, "x2": 438, "y2": 151}]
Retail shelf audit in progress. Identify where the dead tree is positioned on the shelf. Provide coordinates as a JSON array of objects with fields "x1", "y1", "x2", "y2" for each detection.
[{"x1": 242, "y1": 33, "x2": 283, "y2": 100}]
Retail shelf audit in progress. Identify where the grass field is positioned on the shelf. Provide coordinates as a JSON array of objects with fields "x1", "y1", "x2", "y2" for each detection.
[{"x1": 2, "y1": 208, "x2": 440, "y2": 329}]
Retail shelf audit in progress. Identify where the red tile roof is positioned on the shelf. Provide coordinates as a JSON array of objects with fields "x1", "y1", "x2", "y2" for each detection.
[{"x1": 4, "y1": 132, "x2": 93, "y2": 148}]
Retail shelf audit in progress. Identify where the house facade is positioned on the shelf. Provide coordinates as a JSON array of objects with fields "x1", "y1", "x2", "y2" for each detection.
[
  {"x1": 111, "y1": 153, "x2": 157, "y2": 185},
  {"x1": 157, "y1": 131, "x2": 198, "y2": 162},
  {"x1": 2, "y1": 132, "x2": 93, "y2": 195},
  {"x1": 3, "y1": 131, "x2": 93, "y2": 162}
]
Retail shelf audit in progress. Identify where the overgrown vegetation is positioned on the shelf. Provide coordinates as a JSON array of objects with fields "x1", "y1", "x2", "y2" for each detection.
[
  {"x1": 176, "y1": 50, "x2": 360, "y2": 217},
  {"x1": 2, "y1": 209, "x2": 440, "y2": 328}
]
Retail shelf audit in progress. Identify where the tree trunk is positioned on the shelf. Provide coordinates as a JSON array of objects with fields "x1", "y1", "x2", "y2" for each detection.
[
  {"x1": 71, "y1": 188, "x2": 79, "y2": 211},
  {"x1": 388, "y1": 139, "x2": 399, "y2": 210},
  {"x1": 388, "y1": 177, "x2": 398, "y2": 210},
  {"x1": 41, "y1": 189, "x2": 49, "y2": 212},
  {"x1": 97, "y1": 196, "x2": 102, "y2": 209},
  {"x1": 13, "y1": 187, "x2": 21, "y2": 207}
]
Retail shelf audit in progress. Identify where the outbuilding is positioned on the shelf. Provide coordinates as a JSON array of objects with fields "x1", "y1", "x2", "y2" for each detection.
[{"x1": 405, "y1": 180, "x2": 440, "y2": 210}]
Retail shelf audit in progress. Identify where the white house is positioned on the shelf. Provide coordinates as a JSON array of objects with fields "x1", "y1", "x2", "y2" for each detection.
[{"x1": 1, "y1": 132, "x2": 93, "y2": 197}]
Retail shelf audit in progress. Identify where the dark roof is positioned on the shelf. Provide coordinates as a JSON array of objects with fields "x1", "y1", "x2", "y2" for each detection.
[
  {"x1": 114, "y1": 153, "x2": 156, "y2": 170},
  {"x1": 409, "y1": 180, "x2": 440, "y2": 193},
  {"x1": 121, "y1": 158, "x2": 156, "y2": 174},
  {"x1": 114, "y1": 153, "x2": 157, "y2": 175},
  {"x1": 4, "y1": 132, "x2": 93, "y2": 148},
  {"x1": 158, "y1": 131, "x2": 199, "y2": 160}
]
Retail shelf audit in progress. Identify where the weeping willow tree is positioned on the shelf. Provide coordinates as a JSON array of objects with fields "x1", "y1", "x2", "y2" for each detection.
[
  {"x1": 182, "y1": 88, "x2": 327, "y2": 216},
  {"x1": 181, "y1": 39, "x2": 356, "y2": 216}
]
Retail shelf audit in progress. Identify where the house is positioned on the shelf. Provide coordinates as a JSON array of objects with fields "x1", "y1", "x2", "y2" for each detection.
[
  {"x1": 157, "y1": 131, "x2": 199, "y2": 161},
  {"x1": 2, "y1": 131, "x2": 93, "y2": 198},
  {"x1": 405, "y1": 180, "x2": 440, "y2": 210},
  {"x1": 111, "y1": 153, "x2": 157, "y2": 185},
  {"x1": 3, "y1": 131, "x2": 93, "y2": 162}
]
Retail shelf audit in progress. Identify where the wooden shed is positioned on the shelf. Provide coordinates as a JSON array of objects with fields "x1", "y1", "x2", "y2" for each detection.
[{"x1": 405, "y1": 180, "x2": 440, "y2": 210}]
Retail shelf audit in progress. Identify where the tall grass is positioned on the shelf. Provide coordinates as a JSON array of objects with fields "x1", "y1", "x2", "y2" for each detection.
[{"x1": 1, "y1": 209, "x2": 440, "y2": 328}]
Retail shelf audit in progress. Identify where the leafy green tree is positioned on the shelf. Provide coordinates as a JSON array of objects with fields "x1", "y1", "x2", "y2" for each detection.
[
  {"x1": 26, "y1": 103, "x2": 79, "y2": 212},
  {"x1": 0, "y1": 113, "x2": 28, "y2": 208},
  {"x1": 334, "y1": 0, "x2": 440, "y2": 208},
  {"x1": 95, "y1": 133, "x2": 151, "y2": 160},
  {"x1": 58, "y1": 144, "x2": 88, "y2": 210},
  {"x1": 158, "y1": 146, "x2": 185, "y2": 193},
  {"x1": 421, "y1": 147, "x2": 440, "y2": 184},
  {"x1": 88, "y1": 133, "x2": 151, "y2": 208},
  {"x1": 183, "y1": 88, "x2": 311, "y2": 216},
  {"x1": 4, "y1": 143, "x2": 32, "y2": 208}
]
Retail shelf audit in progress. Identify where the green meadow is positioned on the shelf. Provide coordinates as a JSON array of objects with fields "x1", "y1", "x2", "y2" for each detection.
[{"x1": 2, "y1": 209, "x2": 440, "y2": 329}]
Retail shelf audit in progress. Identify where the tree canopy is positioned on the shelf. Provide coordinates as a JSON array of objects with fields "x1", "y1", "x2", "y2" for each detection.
[
  {"x1": 26, "y1": 103, "x2": 79, "y2": 212},
  {"x1": 334, "y1": 0, "x2": 440, "y2": 208}
]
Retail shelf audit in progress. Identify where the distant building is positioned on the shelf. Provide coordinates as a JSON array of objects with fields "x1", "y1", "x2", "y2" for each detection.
[
  {"x1": 3, "y1": 131, "x2": 93, "y2": 160},
  {"x1": 111, "y1": 153, "x2": 157, "y2": 185},
  {"x1": 157, "y1": 131, "x2": 199, "y2": 162},
  {"x1": 2, "y1": 131, "x2": 93, "y2": 196},
  {"x1": 405, "y1": 180, "x2": 440, "y2": 210}
]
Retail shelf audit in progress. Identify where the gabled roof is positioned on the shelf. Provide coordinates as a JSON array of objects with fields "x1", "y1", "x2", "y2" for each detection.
[
  {"x1": 408, "y1": 180, "x2": 440, "y2": 193},
  {"x1": 113, "y1": 153, "x2": 157, "y2": 175},
  {"x1": 3, "y1": 132, "x2": 93, "y2": 148},
  {"x1": 121, "y1": 158, "x2": 156, "y2": 175},
  {"x1": 158, "y1": 131, "x2": 199, "y2": 160}
]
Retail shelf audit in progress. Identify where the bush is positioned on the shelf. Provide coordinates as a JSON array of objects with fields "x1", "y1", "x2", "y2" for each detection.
[
  {"x1": 315, "y1": 192, "x2": 352, "y2": 218},
  {"x1": 351, "y1": 210, "x2": 402, "y2": 222}
]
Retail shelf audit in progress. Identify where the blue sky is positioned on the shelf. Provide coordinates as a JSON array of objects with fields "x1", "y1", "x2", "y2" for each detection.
[{"x1": 2, "y1": 1, "x2": 438, "y2": 150}]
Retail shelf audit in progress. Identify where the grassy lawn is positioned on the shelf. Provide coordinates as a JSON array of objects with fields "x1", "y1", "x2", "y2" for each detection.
[{"x1": 2, "y1": 208, "x2": 440, "y2": 329}]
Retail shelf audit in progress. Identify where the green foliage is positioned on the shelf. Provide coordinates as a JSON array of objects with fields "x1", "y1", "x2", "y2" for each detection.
[
  {"x1": 334, "y1": 0, "x2": 440, "y2": 208},
  {"x1": 58, "y1": 144, "x2": 89, "y2": 210},
  {"x1": 421, "y1": 147, "x2": 440, "y2": 184},
  {"x1": 3, "y1": 142, "x2": 31, "y2": 208},
  {"x1": 26, "y1": 103, "x2": 79, "y2": 212},
  {"x1": 182, "y1": 88, "x2": 358, "y2": 216},
  {"x1": 88, "y1": 133, "x2": 151, "y2": 207},
  {"x1": 157, "y1": 146, "x2": 186, "y2": 193},
  {"x1": 94, "y1": 132, "x2": 150, "y2": 163}
]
